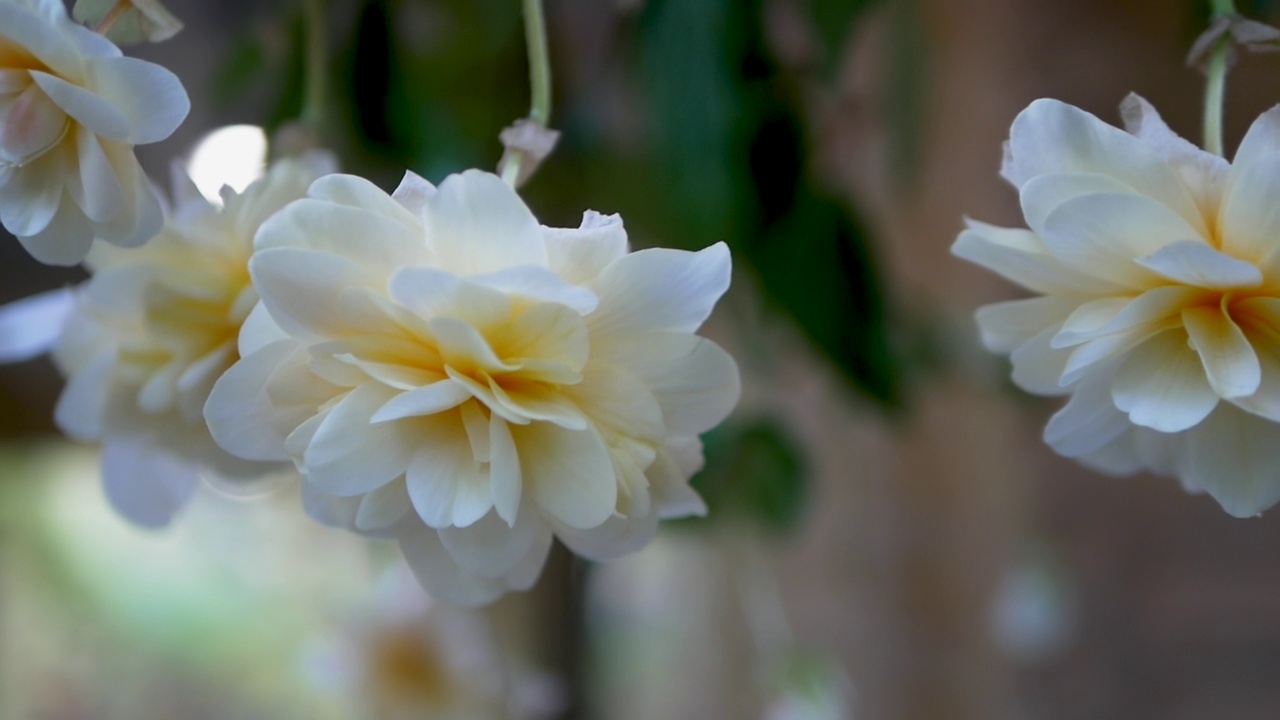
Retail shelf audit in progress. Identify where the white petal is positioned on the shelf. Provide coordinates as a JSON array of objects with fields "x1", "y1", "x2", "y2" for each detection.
[
  {"x1": 0, "y1": 83, "x2": 69, "y2": 164},
  {"x1": 250, "y1": 248, "x2": 374, "y2": 339},
  {"x1": 1232, "y1": 104, "x2": 1280, "y2": 168},
  {"x1": 589, "y1": 242, "x2": 731, "y2": 337},
  {"x1": 85, "y1": 56, "x2": 189, "y2": 144},
  {"x1": 423, "y1": 169, "x2": 547, "y2": 274},
  {"x1": 237, "y1": 301, "x2": 288, "y2": 357},
  {"x1": 1219, "y1": 153, "x2": 1280, "y2": 262},
  {"x1": 1043, "y1": 369, "x2": 1132, "y2": 457},
  {"x1": 388, "y1": 266, "x2": 513, "y2": 329},
  {"x1": 470, "y1": 266, "x2": 598, "y2": 314},
  {"x1": 1119, "y1": 93, "x2": 1228, "y2": 216},
  {"x1": 1009, "y1": 323, "x2": 1073, "y2": 395},
  {"x1": 1040, "y1": 192, "x2": 1205, "y2": 288},
  {"x1": 0, "y1": 4, "x2": 81, "y2": 78},
  {"x1": 1135, "y1": 240, "x2": 1262, "y2": 289},
  {"x1": 438, "y1": 509, "x2": 544, "y2": 578},
  {"x1": 355, "y1": 479, "x2": 411, "y2": 532},
  {"x1": 398, "y1": 522, "x2": 549, "y2": 606},
  {"x1": 974, "y1": 296, "x2": 1076, "y2": 353},
  {"x1": 544, "y1": 211, "x2": 629, "y2": 285},
  {"x1": 204, "y1": 340, "x2": 297, "y2": 462},
  {"x1": 513, "y1": 422, "x2": 616, "y2": 529},
  {"x1": 1112, "y1": 329, "x2": 1219, "y2": 432},
  {"x1": 303, "y1": 384, "x2": 417, "y2": 496},
  {"x1": 1232, "y1": 298, "x2": 1280, "y2": 421},
  {"x1": 54, "y1": 350, "x2": 113, "y2": 441},
  {"x1": 17, "y1": 201, "x2": 93, "y2": 265},
  {"x1": 100, "y1": 440, "x2": 200, "y2": 529},
  {"x1": 0, "y1": 288, "x2": 73, "y2": 363},
  {"x1": 30, "y1": 70, "x2": 130, "y2": 140},
  {"x1": 1052, "y1": 287, "x2": 1207, "y2": 348},
  {"x1": 952, "y1": 219, "x2": 1124, "y2": 296},
  {"x1": 307, "y1": 173, "x2": 422, "y2": 233},
  {"x1": 1182, "y1": 404, "x2": 1280, "y2": 517},
  {"x1": 1003, "y1": 98, "x2": 1205, "y2": 234},
  {"x1": 405, "y1": 414, "x2": 492, "y2": 528},
  {"x1": 68, "y1": 127, "x2": 123, "y2": 223},
  {"x1": 1183, "y1": 305, "x2": 1261, "y2": 399},
  {"x1": 489, "y1": 414, "x2": 521, "y2": 526},
  {"x1": 254, "y1": 197, "x2": 426, "y2": 270},
  {"x1": 649, "y1": 438, "x2": 707, "y2": 518},
  {"x1": 91, "y1": 143, "x2": 163, "y2": 248},
  {"x1": 370, "y1": 380, "x2": 471, "y2": 423},
  {"x1": 391, "y1": 170, "x2": 436, "y2": 214},
  {"x1": 1018, "y1": 172, "x2": 1135, "y2": 235},
  {"x1": 0, "y1": 146, "x2": 65, "y2": 238}
]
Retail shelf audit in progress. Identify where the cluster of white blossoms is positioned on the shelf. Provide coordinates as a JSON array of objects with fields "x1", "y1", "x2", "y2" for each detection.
[
  {"x1": 955, "y1": 94, "x2": 1280, "y2": 517},
  {"x1": 205, "y1": 169, "x2": 740, "y2": 605},
  {"x1": 0, "y1": 0, "x2": 188, "y2": 264},
  {"x1": 52, "y1": 153, "x2": 333, "y2": 527},
  {"x1": 0, "y1": 0, "x2": 742, "y2": 605}
]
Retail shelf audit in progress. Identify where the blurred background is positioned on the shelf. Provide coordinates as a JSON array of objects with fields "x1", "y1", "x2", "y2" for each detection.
[{"x1": 4, "y1": 0, "x2": 1280, "y2": 718}]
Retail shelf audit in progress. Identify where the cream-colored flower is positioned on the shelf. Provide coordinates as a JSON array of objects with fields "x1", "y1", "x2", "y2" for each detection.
[
  {"x1": 52, "y1": 153, "x2": 333, "y2": 527},
  {"x1": 955, "y1": 94, "x2": 1280, "y2": 517},
  {"x1": 206, "y1": 169, "x2": 740, "y2": 605},
  {"x1": 0, "y1": 0, "x2": 188, "y2": 265}
]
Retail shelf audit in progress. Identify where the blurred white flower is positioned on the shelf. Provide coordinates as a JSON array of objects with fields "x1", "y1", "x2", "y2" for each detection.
[
  {"x1": 955, "y1": 94, "x2": 1280, "y2": 517},
  {"x1": 0, "y1": 0, "x2": 188, "y2": 265},
  {"x1": 52, "y1": 151, "x2": 334, "y2": 527},
  {"x1": 206, "y1": 169, "x2": 740, "y2": 605}
]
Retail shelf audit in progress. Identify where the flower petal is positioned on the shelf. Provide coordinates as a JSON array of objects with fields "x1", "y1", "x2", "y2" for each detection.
[
  {"x1": 489, "y1": 413, "x2": 521, "y2": 526},
  {"x1": 438, "y1": 509, "x2": 545, "y2": 579},
  {"x1": 30, "y1": 70, "x2": 130, "y2": 140},
  {"x1": 589, "y1": 242, "x2": 731, "y2": 337},
  {"x1": 54, "y1": 349, "x2": 113, "y2": 441},
  {"x1": 952, "y1": 219, "x2": 1124, "y2": 296},
  {"x1": 1112, "y1": 329, "x2": 1219, "y2": 432},
  {"x1": 205, "y1": 340, "x2": 301, "y2": 462},
  {"x1": 1135, "y1": 240, "x2": 1262, "y2": 290},
  {"x1": 100, "y1": 439, "x2": 200, "y2": 529},
  {"x1": 370, "y1": 380, "x2": 471, "y2": 423},
  {"x1": 1043, "y1": 369, "x2": 1133, "y2": 457},
  {"x1": 303, "y1": 384, "x2": 417, "y2": 496},
  {"x1": 354, "y1": 479, "x2": 411, "y2": 532},
  {"x1": 1040, "y1": 192, "x2": 1205, "y2": 288},
  {"x1": 85, "y1": 56, "x2": 188, "y2": 144},
  {"x1": 1219, "y1": 153, "x2": 1280, "y2": 263},
  {"x1": 1003, "y1": 98, "x2": 1205, "y2": 234},
  {"x1": 974, "y1": 296, "x2": 1076, "y2": 354},
  {"x1": 544, "y1": 211, "x2": 629, "y2": 285},
  {"x1": 1182, "y1": 404, "x2": 1280, "y2": 517},
  {"x1": 250, "y1": 248, "x2": 375, "y2": 339},
  {"x1": 423, "y1": 169, "x2": 546, "y2": 274},
  {"x1": 405, "y1": 413, "x2": 492, "y2": 528},
  {"x1": 513, "y1": 422, "x2": 616, "y2": 529},
  {"x1": 1183, "y1": 305, "x2": 1261, "y2": 399}
]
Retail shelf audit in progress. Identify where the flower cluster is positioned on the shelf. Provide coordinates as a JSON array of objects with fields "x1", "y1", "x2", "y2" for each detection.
[
  {"x1": 955, "y1": 94, "x2": 1280, "y2": 516},
  {"x1": 0, "y1": 0, "x2": 188, "y2": 264},
  {"x1": 205, "y1": 169, "x2": 740, "y2": 604},
  {"x1": 53, "y1": 153, "x2": 333, "y2": 527}
]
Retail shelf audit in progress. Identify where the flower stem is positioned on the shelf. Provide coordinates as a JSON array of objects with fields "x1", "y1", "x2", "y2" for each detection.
[
  {"x1": 301, "y1": 0, "x2": 329, "y2": 134},
  {"x1": 1203, "y1": 0, "x2": 1237, "y2": 156},
  {"x1": 502, "y1": 0, "x2": 553, "y2": 187}
]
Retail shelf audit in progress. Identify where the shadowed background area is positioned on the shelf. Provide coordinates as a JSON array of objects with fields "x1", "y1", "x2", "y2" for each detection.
[{"x1": 2, "y1": 0, "x2": 1280, "y2": 718}]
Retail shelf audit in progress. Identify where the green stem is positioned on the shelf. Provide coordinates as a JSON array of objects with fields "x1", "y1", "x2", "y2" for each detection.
[
  {"x1": 301, "y1": 0, "x2": 328, "y2": 134},
  {"x1": 503, "y1": 0, "x2": 553, "y2": 187},
  {"x1": 524, "y1": 0, "x2": 552, "y2": 127},
  {"x1": 1203, "y1": 0, "x2": 1237, "y2": 156}
]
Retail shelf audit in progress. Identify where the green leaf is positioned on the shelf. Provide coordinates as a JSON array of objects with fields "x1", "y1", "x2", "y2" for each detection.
[{"x1": 687, "y1": 419, "x2": 808, "y2": 533}]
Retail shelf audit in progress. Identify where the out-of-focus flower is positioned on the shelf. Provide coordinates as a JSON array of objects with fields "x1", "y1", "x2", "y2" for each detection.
[
  {"x1": 0, "y1": 0, "x2": 188, "y2": 265},
  {"x1": 72, "y1": 0, "x2": 183, "y2": 45},
  {"x1": 52, "y1": 151, "x2": 334, "y2": 527},
  {"x1": 305, "y1": 566, "x2": 511, "y2": 720},
  {"x1": 206, "y1": 169, "x2": 740, "y2": 605},
  {"x1": 954, "y1": 94, "x2": 1280, "y2": 517}
]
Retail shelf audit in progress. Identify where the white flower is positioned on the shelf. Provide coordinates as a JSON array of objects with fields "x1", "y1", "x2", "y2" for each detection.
[
  {"x1": 52, "y1": 152, "x2": 334, "y2": 527},
  {"x1": 954, "y1": 94, "x2": 1280, "y2": 517},
  {"x1": 0, "y1": 0, "x2": 188, "y2": 265},
  {"x1": 206, "y1": 169, "x2": 740, "y2": 605}
]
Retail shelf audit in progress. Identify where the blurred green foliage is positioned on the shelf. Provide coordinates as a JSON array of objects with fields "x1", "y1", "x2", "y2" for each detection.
[{"x1": 689, "y1": 419, "x2": 808, "y2": 534}]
